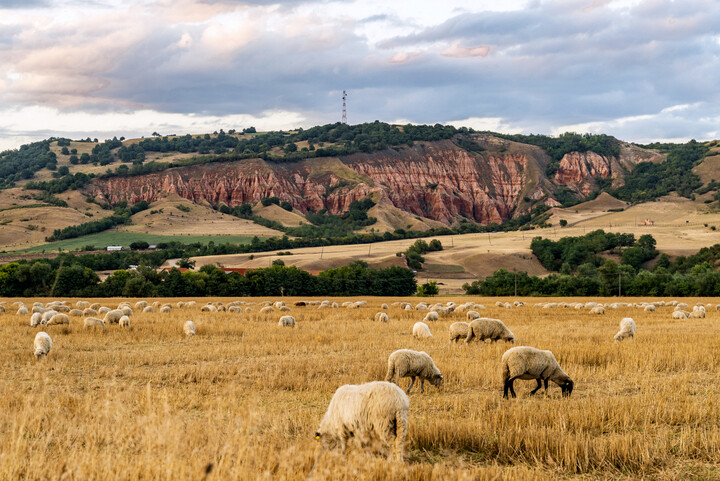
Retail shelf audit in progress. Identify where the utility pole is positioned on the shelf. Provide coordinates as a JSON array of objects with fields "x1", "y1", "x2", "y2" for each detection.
[
  {"x1": 368, "y1": 244, "x2": 371, "y2": 256},
  {"x1": 488, "y1": 233, "x2": 492, "y2": 245},
  {"x1": 320, "y1": 246, "x2": 323, "y2": 259},
  {"x1": 341, "y1": 90, "x2": 347, "y2": 124}
]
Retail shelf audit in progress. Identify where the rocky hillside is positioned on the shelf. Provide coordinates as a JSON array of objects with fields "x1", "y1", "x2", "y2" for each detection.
[{"x1": 87, "y1": 134, "x2": 663, "y2": 227}]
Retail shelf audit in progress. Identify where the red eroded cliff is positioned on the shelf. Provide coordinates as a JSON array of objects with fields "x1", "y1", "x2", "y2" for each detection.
[{"x1": 554, "y1": 151, "x2": 615, "y2": 196}]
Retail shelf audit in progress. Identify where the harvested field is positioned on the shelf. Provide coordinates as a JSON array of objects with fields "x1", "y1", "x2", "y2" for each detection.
[{"x1": 1, "y1": 297, "x2": 720, "y2": 479}]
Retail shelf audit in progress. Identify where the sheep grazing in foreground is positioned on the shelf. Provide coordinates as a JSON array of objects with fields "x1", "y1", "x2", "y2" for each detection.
[
  {"x1": 502, "y1": 346, "x2": 574, "y2": 399},
  {"x1": 34, "y1": 332, "x2": 52, "y2": 359},
  {"x1": 614, "y1": 317, "x2": 636, "y2": 342},
  {"x1": 465, "y1": 318, "x2": 515, "y2": 344},
  {"x1": 374, "y1": 312, "x2": 389, "y2": 323},
  {"x1": 183, "y1": 321, "x2": 196, "y2": 337},
  {"x1": 448, "y1": 322, "x2": 470, "y2": 343},
  {"x1": 412, "y1": 322, "x2": 433, "y2": 339},
  {"x1": 45, "y1": 313, "x2": 70, "y2": 326},
  {"x1": 84, "y1": 317, "x2": 106, "y2": 329},
  {"x1": 385, "y1": 349, "x2": 443, "y2": 394},
  {"x1": 278, "y1": 315, "x2": 295, "y2": 327},
  {"x1": 314, "y1": 381, "x2": 409, "y2": 462},
  {"x1": 119, "y1": 316, "x2": 130, "y2": 328}
]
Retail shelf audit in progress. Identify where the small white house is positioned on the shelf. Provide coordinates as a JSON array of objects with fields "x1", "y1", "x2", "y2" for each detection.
[{"x1": 106, "y1": 246, "x2": 122, "y2": 251}]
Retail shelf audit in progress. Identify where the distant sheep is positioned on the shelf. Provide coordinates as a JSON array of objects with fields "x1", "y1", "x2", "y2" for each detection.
[
  {"x1": 448, "y1": 322, "x2": 470, "y2": 343},
  {"x1": 466, "y1": 310, "x2": 481, "y2": 322},
  {"x1": 104, "y1": 309, "x2": 124, "y2": 324},
  {"x1": 184, "y1": 321, "x2": 196, "y2": 337},
  {"x1": 160, "y1": 305, "x2": 172, "y2": 313},
  {"x1": 201, "y1": 304, "x2": 218, "y2": 312},
  {"x1": 46, "y1": 313, "x2": 70, "y2": 326},
  {"x1": 465, "y1": 318, "x2": 515, "y2": 344},
  {"x1": 423, "y1": 311, "x2": 439, "y2": 322},
  {"x1": 30, "y1": 312, "x2": 42, "y2": 327},
  {"x1": 590, "y1": 306, "x2": 605, "y2": 315},
  {"x1": 143, "y1": 306, "x2": 155, "y2": 313},
  {"x1": 644, "y1": 305, "x2": 656, "y2": 312},
  {"x1": 279, "y1": 306, "x2": 291, "y2": 312},
  {"x1": 385, "y1": 349, "x2": 443, "y2": 394},
  {"x1": 315, "y1": 381, "x2": 409, "y2": 461},
  {"x1": 135, "y1": 301, "x2": 148, "y2": 309},
  {"x1": 381, "y1": 303, "x2": 389, "y2": 310},
  {"x1": 614, "y1": 317, "x2": 636, "y2": 342},
  {"x1": 69, "y1": 309, "x2": 83, "y2": 317},
  {"x1": 120, "y1": 306, "x2": 133, "y2": 316},
  {"x1": 84, "y1": 317, "x2": 106, "y2": 329},
  {"x1": 502, "y1": 346, "x2": 574, "y2": 398},
  {"x1": 98, "y1": 307, "x2": 111, "y2": 315},
  {"x1": 259, "y1": 306, "x2": 274, "y2": 315},
  {"x1": 672, "y1": 310, "x2": 688, "y2": 319},
  {"x1": 17, "y1": 306, "x2": 29, "y2": 315},
  {"x1": 278, "y1": 315, "x2": 295, "y2": 327},
  {"x1": 412, "y1": 322, "x2": 432, "y2": 339},
  {"x1": 119, "y1": 316, "x2": 130, "y2": 328},
  {"x1": 34, "y1": 332, "x2": 52, "y2": 359},
  {"x1": 76, "y1": 301, "x2": 89, "y2": 309},
  {"x1": 374, "y1": 312, "x2": 389, "y2": 323}
]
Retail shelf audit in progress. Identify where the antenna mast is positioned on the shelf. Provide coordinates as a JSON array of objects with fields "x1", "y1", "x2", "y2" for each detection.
[{"x1": 341, "y1": 90, "x2": 347, "y2": 124}]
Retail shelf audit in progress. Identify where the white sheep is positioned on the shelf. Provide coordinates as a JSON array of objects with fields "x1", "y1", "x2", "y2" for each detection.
[
  {"x1": 104, "y1": 309, "x2": 124, "y2": 324},
  {"x1": 259, "y1": 306, "x2": 274, "y2": 315},
  {"x1": 34, "y1": 331, "x2": 52, "y2": 359},
  {"x1": 183, "y1": 320, "x2": 196, "y2": 336},
  {"x1": 201, "y1": 304, "x2": 218, "y2": 312},
  {"x1": 412, "y1": 322, "x2": 433, "y2": 339},
  {"x1": 423, "y1": 311, "x2": 439, "y2": 322},
  {"x1": 120, "y1": 306, "x2": 133, "y2": 316},
  {"x1": 502, "y1": 346, "x2": 574, "y2": 398},
  {"x1": 98, "y1": 306, "x2": 111, "y2": 315},
  {"x1": 119, "y1": 315, "x2": 130, "y2": 328},
  {"x1": 160, "y1": 305, "x2": 172, "y2": 313},
  {"x1": 76, "y1": 301, "x2": 90, "y2": 309},
  {"x1": 465, "y1": 318, "x2": 515, "y2": 344},
  {"x1": 614, "y1": 317, "x2": 636, "y2": 342},
  {"x1": 448, "y1": 322, "x2": 470, "y2": 343},
  {"x1": 135, "y1": 301, "x2": 148, "y2": 309},
  {"x1": 279, "y1": 306, "x2": 291, "y2": 312},
  {"x1": 644, "y1": 305, "x2": 656, "y2": 312},
  {"x1": 672, "y1": 310, "x2": 688, "y2": 319},
  {"x1": 590, "y1": 306, "x2": 605, "y2": 315},
  {"x1": 68, "y1": 309, "x2": 84, "y2": 317},
  {"x1": 82, "y1": 308, "x2": 98, "y2": 317},
  {"x1": 17, "y1": 306, "x2": 29, "y2": 315},
  {"x1": 314, "y1": 381, "x2": 409, "y2": 461},
  {"x1": 374, "y1": 312, "x2": 389, "y2": 323},
  {"x1": 46, "y1": 313, "x2": 70, "y2": 326},
  {"x1": 381, "y1": 303, "x2": 389, "y2": 310},
  {"x1": 84, "y1": 317, "x2": 106, "y2": 329},
  {"x1": 143, "y1": 306, "x2": 155, "y2": 313},
  {"x1": 466, "y1": 310, "x2": 481, "y2": 322},
  {"x1": 30, "y1": 312, "x2": 42, "y2": 327},
  {"x1": 278, "y1": 315, "x2": 295, "y2": 327},
  {"x1": 385, "y1": 349, "x2": 443, "y2": 394}
]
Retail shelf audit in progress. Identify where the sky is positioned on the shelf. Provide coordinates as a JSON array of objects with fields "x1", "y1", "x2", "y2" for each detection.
[{"x1": 0, "y1": 0, "x2": 719, "y2": 151}]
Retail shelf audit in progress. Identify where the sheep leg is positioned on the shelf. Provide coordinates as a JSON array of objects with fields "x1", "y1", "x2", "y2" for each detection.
[
  {"x1": 503, "y1": 378, "x2": 517, "y2": 399},
  {"x1": 543, "y1": 378, "x2": 549, "y2": 393},
  {"x1": 529, "y1": 379, "x2": 543, "y2": 395},
  {"x1": 420, "y1": 379, "x2": 425, "y2": 393},
  {"x1": 393, "y1": 411, "x2": 407, "y2": 462},
  {"x1": 406, "y1": 377, "x2": 415, "y2": 394}
]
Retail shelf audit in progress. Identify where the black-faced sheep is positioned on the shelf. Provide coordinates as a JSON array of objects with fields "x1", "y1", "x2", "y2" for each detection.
[
  {"x1": 315, "y1": 381, "x2": 409, "y2": 461},
  {"x1": 465, "y1": 318, "x2": 515, "y2": 344},
  {"x1": 385, "y1": 349, "x2": 443, "y2": 394},
  {"x1": 502, "y1": 346, "x2": 574, "y2": 399}
]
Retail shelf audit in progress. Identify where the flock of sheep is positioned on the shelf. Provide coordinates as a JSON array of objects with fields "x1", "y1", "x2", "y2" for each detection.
[{"x1": 5, "y1": 296, "x2": 715, "y2": 465}]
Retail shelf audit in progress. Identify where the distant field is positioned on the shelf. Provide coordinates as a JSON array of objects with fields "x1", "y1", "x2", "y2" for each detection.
[{"x1": 15, "y1": 232, "x2": 253, "y2": 253}]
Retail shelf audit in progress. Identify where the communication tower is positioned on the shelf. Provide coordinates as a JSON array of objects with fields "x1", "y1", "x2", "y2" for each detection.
[{"x1": 342, "y1": 90, "x2": 347, "y2": 124}]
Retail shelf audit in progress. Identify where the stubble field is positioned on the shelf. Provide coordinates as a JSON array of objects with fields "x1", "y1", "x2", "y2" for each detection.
[{"x1": 2, "y1": 297, "x2": 720, "y2": 480}]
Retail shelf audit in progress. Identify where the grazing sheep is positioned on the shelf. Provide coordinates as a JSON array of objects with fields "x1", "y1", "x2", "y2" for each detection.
[
  {"x1": 30, "y1": 312, "x2": 42, "y2": 327},
  {"x1": 184, "y1": 321, "x2": 196, "y2": 337},
  {"x1": 466, "y1": 310, "x2": 481, "y2": 322},
  {"x1": 176, "y1": 301, "x2": 186, "y2": 309},
  {"x1": 201, "y1": 304, "x2": 218, "y2": 312},
  {"x1": 412, "y1": 322, "x2": 433, "y2": 339},
  {"x1": 465, "y1": 318, "x2": 515, "y2": 344},
  {"x1": 279, "y1": 306, "x2": 291, "y2": 312},
  {"x1": 98, "y1": 306, "x2": 111, "y2": 315},
  {"x1": 84, "y1": 317, "x2": 106, "y2": 329},
  {"x1": 120, "y1": 306, "x2": 133, "y2": 316},
  {"x1": 160, "y1": 305, "x2": 172, "y2": 313},
  {"x1": 104, "y1": 309, "x2": 124, "y2": 324},
  {"x1": 259, "y1": 306, "x2": 274, "y2": 315},
  {"x1": 332, "y1": 302, "x2": 339, "y2": 308},
  {"x1": 502, "y1": 346, "x2": 574, "y2": 399},
  {"x1": 315, "y1": 381, "x2": 409, "y2": 461},
  {"x1": 46, "y1": 313, "x2": 70, "y2": 326},
  {"x1": 644, "y1": 305, "x2": 656, "y2": 312},
  {"x1": 448, "y1": 322, "x2": 470, "y2": 343},
  {"x1": 423, "y1": 311, "x2": 439, "y2": 322},
  {"x1": 385, "y1": 349, "x2": 443, "y2": 394},
  {"x1": 143, "y1": 306, "x2": 154, "y2": 313},
  {"x1": 228, "y1": 306, "x2": 242, "y2": 313},
  {"x1": 381, "y1": 303, "x2": 389, "y2": 310},
  {"x1": 17, "y1": 306, "x2": 29, "y2": 315},
  {"x1": 119, "y1": 316, "x2": 130, "y2": 328},
  {"x1": 55, "y1": 305, "x2": 70, "y2": 313},
  {"x1": 76, "y1": 301, "x2": 90, "y2": 309},
  {"x1": 590, "y1": 306, "x2": 605, "y2": 315},
  {"x1": 672, "y1": 310, "x2": 688, "y2": 319},
  {"x1": 274, "y1": 301, "x2": 285, "y2": 309},
  {"x1": 90, "y1": 303, "x2": 101, "y2": 310},
  {"x1": 374, "y1": 312, "x2": 389, "y2": 323},
  {"x1": 135, "y1": 301, "x2": 148, "y2": 309},
  {"x1": 69, "y1": 309, "x2": 83, "y2": 317},
  {"x1": 689, "y1": 309, "x2": 706, "y2": 319},
  {"x1": 614, "y1": 318, "x2": 636, "y2": 342},
  {"x1": 40, "y1": 309, "x2": 58, "y2": 324},
  {"x1": 495, "y1": 301, "x2": 504, "y2": 307},
  {"x1": 278, "y1": 315, "x2": 295, "y2": 327},
  {"x1": 34, "y1": 332, "x2": 52, "y2": 359}
]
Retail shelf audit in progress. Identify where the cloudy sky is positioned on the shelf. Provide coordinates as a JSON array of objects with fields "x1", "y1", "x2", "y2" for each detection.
[{"x1": 1, "y1": 0, "x2": 718, "y2": 150}]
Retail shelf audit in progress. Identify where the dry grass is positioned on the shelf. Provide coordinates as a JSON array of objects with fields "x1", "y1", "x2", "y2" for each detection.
[{"x1": 2, "y1": 297, "x2": 720, "y2": 480}]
